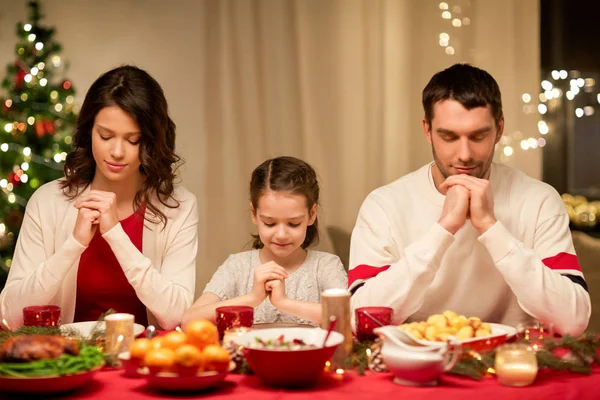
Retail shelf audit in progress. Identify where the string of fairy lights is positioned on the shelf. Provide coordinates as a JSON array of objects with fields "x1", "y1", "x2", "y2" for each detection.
[
  {"x1": 0, "y1": 20, "x2": 76, "y2": 203},
  {"x1": 437, "y1": 1, "x2": 471, "y2": 57},
  {"x1": 513, "y1": 71, "x2": 598, "y2": 158},
  {"x1": 0, "y1": 142, "x2": 66, "y2": 206},
  {"x1": 435, "y1": 2, "x2": 600, "y2": 164},
  {"x1": 0, "y1": 17, "x2": 77, "y2": 257}
]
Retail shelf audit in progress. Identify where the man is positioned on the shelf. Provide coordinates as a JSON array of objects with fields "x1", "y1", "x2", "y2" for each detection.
[{"x1": 349, "y1": 63, "x2": 590, "y2": 335}]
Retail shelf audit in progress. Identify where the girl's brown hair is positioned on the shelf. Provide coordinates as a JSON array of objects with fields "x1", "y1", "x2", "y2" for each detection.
[
  {"x1": 250, "y1": 156, "x2": 320, "y2": 249},
  {"x1": 61, "y1": 65, "x2": 181, "y2": 227}
]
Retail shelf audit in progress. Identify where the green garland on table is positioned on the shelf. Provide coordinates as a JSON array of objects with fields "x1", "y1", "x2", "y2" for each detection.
[
  {"x1": 351, "y1": 340, "x2": 374, "y2": 375},
  {"x1": 447, "y1": 334, "x2": 600, "y2": 380}
]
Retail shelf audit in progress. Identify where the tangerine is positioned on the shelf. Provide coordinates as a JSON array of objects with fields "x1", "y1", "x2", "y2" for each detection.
[
  {"x1": 144, "y1": 348, "x2": 176, "y2": 374},
  {"x1": 185, "y1": 320, "x2": 218, "y2": 350},
  {"x1": 129, "y1": 338, "x2": 152, "y2": 360},
  {"x1": 202, "y1": 344, "x2": 230, "y2": 373},
  {"x1": 150, "y1": 336, "x2": 165, "y2": 350},
  {"x1": 162, "y1": 331, "x2": 188, "y2": 350},
  {"x1": 174, "y1": 344, "x2": 205, "y2": 375}
]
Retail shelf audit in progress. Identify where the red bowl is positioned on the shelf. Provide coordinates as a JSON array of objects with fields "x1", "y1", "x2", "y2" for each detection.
[
  {"x1": 234, "y1": 327, "x2": 344, "y2": 387},
  {"x1": 138, "y1": 367, "x2": 231, "y2": 392},
  {"x1": 0, "y1": 365, "x2": 101, "y2": 394}
]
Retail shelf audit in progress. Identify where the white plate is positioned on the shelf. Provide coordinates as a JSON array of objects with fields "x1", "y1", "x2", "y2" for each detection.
[
  {"x1": 488, "y1": 323, "x2": 517, "y2": 338},
  {"x1": 60, "y1": 321, "x2": 145, "y2": 338}
]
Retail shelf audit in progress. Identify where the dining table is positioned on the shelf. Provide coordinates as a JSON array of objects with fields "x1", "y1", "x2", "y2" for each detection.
[{"x1": 2, "y1": 363, "x2": 599, "y2": 400}]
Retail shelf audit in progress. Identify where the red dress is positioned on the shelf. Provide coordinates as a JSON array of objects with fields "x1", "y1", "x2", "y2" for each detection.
[{"x1": 74, "y1": 206, "x2": 148, "y2": 326}]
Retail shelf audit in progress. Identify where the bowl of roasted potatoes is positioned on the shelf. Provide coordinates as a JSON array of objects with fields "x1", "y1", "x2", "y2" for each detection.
[{"x1": 397, "y1": 311, "x2": 517, "y2": 352}]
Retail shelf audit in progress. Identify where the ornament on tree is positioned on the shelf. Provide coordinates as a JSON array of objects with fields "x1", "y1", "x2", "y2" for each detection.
[
  {"x1": 7, "y1": 171, "x2": 21, "y2": 187},
  {"x1": 14, "y1": 64, "x2": 26, "y2": 91},
  {"x1": 34, "y1": 119, "x2": 55, "y2": 137}
]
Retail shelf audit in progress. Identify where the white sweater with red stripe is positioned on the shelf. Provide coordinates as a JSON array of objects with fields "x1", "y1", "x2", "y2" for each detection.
[{"x1": 349, "y1": 163, "x2": 590, "y2": 335}]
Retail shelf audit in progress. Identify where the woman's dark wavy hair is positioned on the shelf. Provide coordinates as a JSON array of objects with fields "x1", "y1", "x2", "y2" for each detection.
[
  {"x1": 61, "y1": 65, "x2": 181, "y2": 228},
  {"x1": 250, "y1": 156, "x2": 320, "y2": 250}
]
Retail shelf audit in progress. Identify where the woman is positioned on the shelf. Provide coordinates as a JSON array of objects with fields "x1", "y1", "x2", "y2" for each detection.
[{"x1": 0, "y1": 66, "x2": 198, "y2": 330}]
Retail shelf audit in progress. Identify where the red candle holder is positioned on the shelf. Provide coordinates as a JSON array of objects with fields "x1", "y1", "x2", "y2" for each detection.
[
  {"x1": 215, "y1": 306, "x2": 254, "y2": 340},
  {"x1": 23, "y1": 305, "x2": 61, "y2": 327},
  {"x1": 355, "y1": 306, "x2": 393, "y2": 342},
  {"x1": 516, "y1": 320, "x2": 555, "y2": 350}
]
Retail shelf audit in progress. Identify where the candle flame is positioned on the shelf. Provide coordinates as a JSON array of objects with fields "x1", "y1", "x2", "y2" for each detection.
[
  {"x1": 336, "y1": 368, "x2": 344, "y2": 375},
  {"x1": 108, "y1": 334, "x2": 125, "y2": 355},
  {"x1": 1, "y1": 319, "x2": 11, "y2": 331}
]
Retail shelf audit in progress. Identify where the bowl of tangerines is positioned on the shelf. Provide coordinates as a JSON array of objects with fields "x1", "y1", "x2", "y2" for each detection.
[{"x1": 118, "y1": 320, "x2": 232, "y2": 392}]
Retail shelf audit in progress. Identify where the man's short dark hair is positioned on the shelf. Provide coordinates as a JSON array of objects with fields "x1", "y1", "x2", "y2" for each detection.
[{"x1": 422, "y1": 63, "x2": 503, "y2": 127}]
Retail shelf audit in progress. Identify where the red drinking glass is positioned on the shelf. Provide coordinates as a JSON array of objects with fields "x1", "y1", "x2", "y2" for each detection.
[
  {"x1": 516, "y1": 320, "x2": 555, "y2": 350},
  {"x1": 355, "y1": 306, "x2": 393, "y2": 342},
  {"x1": 215, "y1": 306, "x2": 254, "y2": 340},
  {"x1": 23, "y1": 305, "x2": 62, "y2": 327}
]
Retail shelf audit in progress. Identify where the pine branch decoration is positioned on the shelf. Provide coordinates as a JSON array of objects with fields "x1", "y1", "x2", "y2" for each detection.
[{"x1": 447, "y1": 334, "x2": 600, "y2": 380}]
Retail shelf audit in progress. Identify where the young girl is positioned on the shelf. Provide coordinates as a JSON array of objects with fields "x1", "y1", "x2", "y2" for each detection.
[
  {"x1": 182, "y1": 156, "x2": 347, "y2": 328},
  {"x1": 0, "y1": 66, "x2": 198, "y2": 330}
]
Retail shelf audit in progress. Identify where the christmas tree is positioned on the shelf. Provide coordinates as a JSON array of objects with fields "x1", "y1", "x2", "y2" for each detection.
[{"x1": 0, "y1": 1, "x2": 77, "y2": 289}]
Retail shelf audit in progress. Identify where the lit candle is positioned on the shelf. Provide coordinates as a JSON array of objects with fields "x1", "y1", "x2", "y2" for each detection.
[
  {"x1": 321, "y1": 288, "x2": 352, "y2": 370},
  {"x1": 495, "y1": 343, "x2": 538, "y2": 387},
  {"x1": 105, "y1": 313, "x2": 135, "y2": 356}
]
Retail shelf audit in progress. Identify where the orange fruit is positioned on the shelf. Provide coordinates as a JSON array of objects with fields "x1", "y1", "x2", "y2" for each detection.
[
  {"x1": 185, "y1": 320, "x2": 218, "y2": 350},
  {"x1": 144, "y1": 348, "x2": 176, "y2": 374},
  {"x1": 161, "y1": 331, "x2": 188, "y2": 350},
  {"x1": 174, "y1": 345, "x2": 204, "y2": 368},
  {"x1": 202, "y1": 345, "x2": 230, "y2": 373},
  {"x1": 174, "y1": 344, "x2": 205, "y2": 376},
  {"x1": 150, "y1": 336, "x2": 165, "y2": 350},
  {"x1": 129, "y1": 338, "x2": 152, "y2": 360}
]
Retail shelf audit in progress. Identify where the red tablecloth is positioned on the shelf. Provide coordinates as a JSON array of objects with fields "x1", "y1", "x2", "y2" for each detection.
[{"x1": 5, "y1": 366, "x2": 599, "y2": 400}]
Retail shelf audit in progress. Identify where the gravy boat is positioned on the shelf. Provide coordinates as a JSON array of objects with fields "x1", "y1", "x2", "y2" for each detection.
[{"x1": 373, "y1": 326, "x2": 461, "y2": 386}]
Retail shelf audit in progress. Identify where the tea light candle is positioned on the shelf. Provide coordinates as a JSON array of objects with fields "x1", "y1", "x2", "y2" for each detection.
[
  {"x1": 105, "y1": 313, "x2": 135, "y2": 355},
  {"x1": 495, "y1": 344, "x2": 538, "y2": 387}
]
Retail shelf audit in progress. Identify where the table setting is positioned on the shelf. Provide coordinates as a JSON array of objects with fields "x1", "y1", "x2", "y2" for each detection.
[{"x1": 1, "y1": 296, "x2": 600, "y2": 399}]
